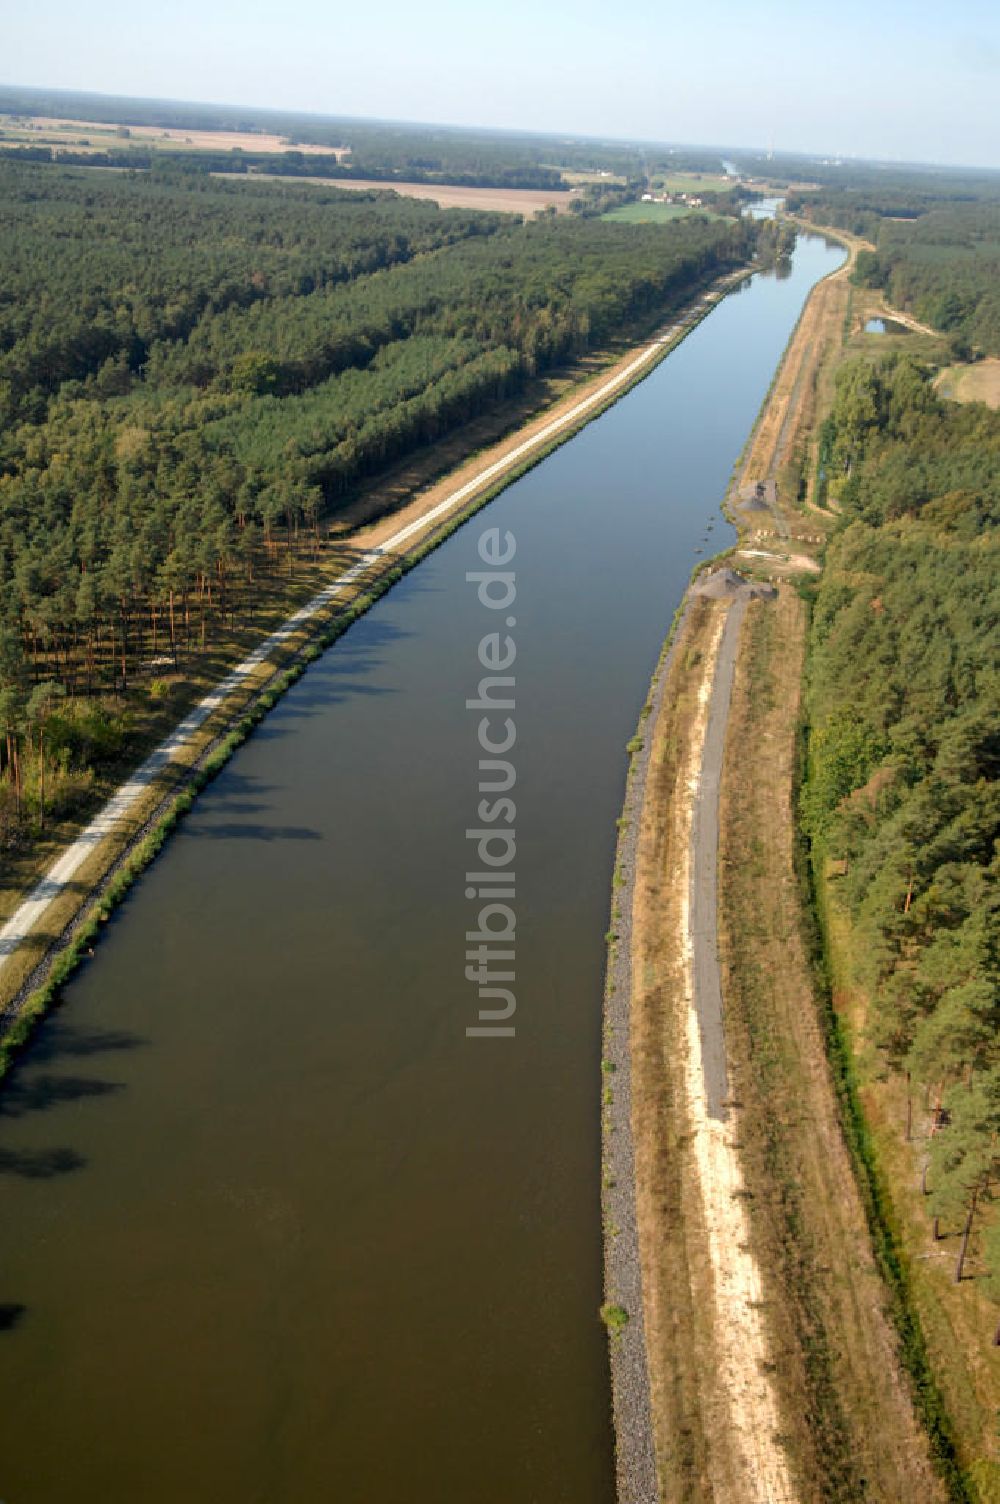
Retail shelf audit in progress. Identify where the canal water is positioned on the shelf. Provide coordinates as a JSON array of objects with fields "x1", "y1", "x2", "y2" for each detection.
[{"x1": 0, "y1": 232, "x2": 844, "y2": 1504}]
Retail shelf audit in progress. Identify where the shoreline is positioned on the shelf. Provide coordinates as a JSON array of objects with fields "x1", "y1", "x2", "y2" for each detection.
[
  {"x1": 0, "y1": 261, "x2": 751, "y2": 1071},
  {"x1": 600, "y1": 217, "x2": 955, "y2": 1502},
  {"x1": 601, "y1": 579, "x2": 788, "y2": 1504},
  {"x1": 601, "y1": 596, "x2": 690, "y2": 1504},
  {"x1": 600, "y1": 224, "x2": 853, "y2": 1500}
]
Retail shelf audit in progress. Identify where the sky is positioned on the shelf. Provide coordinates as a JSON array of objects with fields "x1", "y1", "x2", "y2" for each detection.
[{"x1": 4, "y1": 0, "x2": 1000, "y2": 169}]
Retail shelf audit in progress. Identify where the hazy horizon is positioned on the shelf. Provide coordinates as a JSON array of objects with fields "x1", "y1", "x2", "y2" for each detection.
[
  {"x1": 5, "y1": 0, "x2": 999, "y2": 171},
  {"x1": 3, "y1": 77, "x2": 999, "y2": 179}
]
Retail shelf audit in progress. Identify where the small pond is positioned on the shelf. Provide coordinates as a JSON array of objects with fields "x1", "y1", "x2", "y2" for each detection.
[{"x1": 865, "y1": 316, "x2": 909, "y2": 335}]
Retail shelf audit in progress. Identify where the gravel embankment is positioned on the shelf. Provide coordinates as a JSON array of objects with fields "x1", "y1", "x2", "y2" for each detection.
[{"x1": 601, "y1": 602, "x2": 692, "y2": 1504}]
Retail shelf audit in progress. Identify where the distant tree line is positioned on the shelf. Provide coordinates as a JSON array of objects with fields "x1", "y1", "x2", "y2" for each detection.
[
  {"x1": 749, "y1": 154, "x2": 1000, "y2": 198},
  {"x1": 0, "y1": 85, "x2": 735, "y2": 190},
  {"x1": 0, "y1": 141, "x2": 568, "y2": 191}
]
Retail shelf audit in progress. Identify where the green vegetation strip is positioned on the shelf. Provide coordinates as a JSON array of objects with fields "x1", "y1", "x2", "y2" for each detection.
[{"x1": 800, "y1": 833, "x2": 969, "y2": 1501}]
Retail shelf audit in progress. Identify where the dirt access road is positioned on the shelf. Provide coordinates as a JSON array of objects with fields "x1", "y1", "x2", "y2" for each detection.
[
  {"x1": 685, "y1": 583, "x2": 796, "y2": 1500},
  {"x1": 689, "y1": 592, "x2": 745, "y2": 1120}
]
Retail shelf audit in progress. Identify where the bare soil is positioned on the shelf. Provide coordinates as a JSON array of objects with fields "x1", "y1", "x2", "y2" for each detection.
[
  {"x1": 630, "y1": 597, "x2": 731, "y2": 1500},
  {"x1": 5, "y1": 116, "x2": 347, "y2": 155},
  {"x1": 229, "y1": 174, "x2": 573, "y2": 215}
]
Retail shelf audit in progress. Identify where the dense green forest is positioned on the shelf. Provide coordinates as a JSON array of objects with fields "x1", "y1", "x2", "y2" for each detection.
[
  {"x1": 0, "y1": 160, "x2": 759, "y2": 850},
  {"x1": 765, "y1": 156, "x2": 1000, "y2": 198},
  {"x1": 802, "y1": 353, "x2": 1000, "y2": 1302},
  {"x1": 786, "y1": 181, "x2": 1000, "y2": 237},
  {"x1": 0, "y1": 141, "x2": 570, "y2": 192}
]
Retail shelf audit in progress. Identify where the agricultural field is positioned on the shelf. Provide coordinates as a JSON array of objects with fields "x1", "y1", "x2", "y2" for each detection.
[
  {"x1": 603, "y1": 201, "x2": 717, "y2": 224},
  {"x1": 559, "y1": 168, "x2": 629, "y2": 185},
  {"x1": 651, "y1": 171, "x2": 733, "y2": 194},
  {"x1": 233, "y1": 172, "x2": 573, "y2": 214},
  {"x1": 0, "y1": 113, "x2": 348, "y2": 155}
]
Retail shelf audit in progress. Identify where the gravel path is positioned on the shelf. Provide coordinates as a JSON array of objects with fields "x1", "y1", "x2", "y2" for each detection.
[{"x1": 689, "y1": 596, "x2": 746, "y2": 1121}]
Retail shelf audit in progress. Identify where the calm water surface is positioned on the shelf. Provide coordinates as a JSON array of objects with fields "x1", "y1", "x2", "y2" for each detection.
[
  {"x1": 0, "y1": 233, "x2": 844, "y2": 1504},
  {"x1": 865, "y1": 315, "x2": 909, "y2": 335}
]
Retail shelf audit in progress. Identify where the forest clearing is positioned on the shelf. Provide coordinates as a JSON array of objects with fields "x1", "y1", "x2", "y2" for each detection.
[{"x1": 936, "y1": 358, "x2": 1000, "y2": 408}]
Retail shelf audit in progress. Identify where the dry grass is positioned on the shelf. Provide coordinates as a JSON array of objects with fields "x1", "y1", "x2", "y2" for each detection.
[
  {"x1": 739, "y1": 226, "x2": 856, "y2": 511},
  {"x1": 651, "y1": 172, "x2": 733, "y2": 195},
  {"x1": 936, "y1": 359, "x2": 1000, "y2": 409},
  {"x1": 718, "y1": 591, "x2": 944, "y2": 1501},
  {"x1": 560, "y1": 170, "x2": 627, "y2": 186},
  {"x1": 844, "y1": 282, "x2": 943, "y2": 353},
  {"x1": 224, "y1": 173, "x2": 572, "y2": 215},
  {"x1": 629, "y1": 581, "x2": 942, "y2": 1502}
]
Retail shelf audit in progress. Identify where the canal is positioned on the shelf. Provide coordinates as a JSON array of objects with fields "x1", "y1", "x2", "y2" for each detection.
[{"x1": 0, "y1": 231, "x2": 844, "y2": 1504}]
